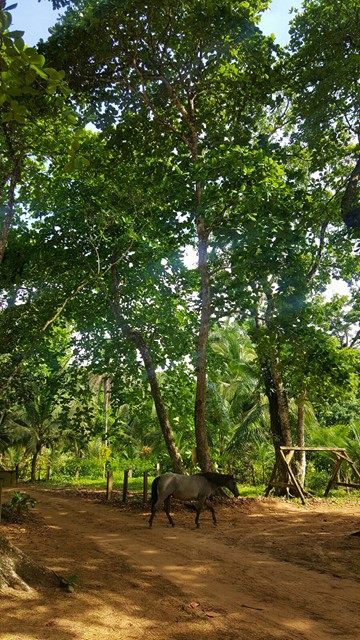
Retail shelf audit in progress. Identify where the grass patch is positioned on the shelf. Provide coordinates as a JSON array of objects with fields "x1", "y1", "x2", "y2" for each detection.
[
  {"x1": 46, "y1": 475, "x2": 155, "y2": 493},
  {"x1": 34, "y1": 476, "x2": 266, "y2": 498},
  {"x1": 238, "y1": 484, "x2": 265, "y2": 498},
  {"x1": 28, "y1": 477, "x2": 360, "y2": 503}
]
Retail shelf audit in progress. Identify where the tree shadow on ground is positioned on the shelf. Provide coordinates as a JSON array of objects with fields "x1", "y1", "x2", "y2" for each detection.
[{"x1": 0, "y1": 486, "x2": 359, "y2": 640}]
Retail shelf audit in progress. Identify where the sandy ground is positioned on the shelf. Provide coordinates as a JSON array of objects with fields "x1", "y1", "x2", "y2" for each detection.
[{"x1": 1, "y1": 485, "x2": 360, "y2": 640}]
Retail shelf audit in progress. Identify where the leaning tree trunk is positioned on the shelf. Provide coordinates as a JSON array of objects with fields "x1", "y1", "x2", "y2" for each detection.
[
  {"x1": 127, "y1": 329, "x2": 184, "y2": 474},
  {"x1": 111, "y1": 267, "x2": 184, "y2": 474}
]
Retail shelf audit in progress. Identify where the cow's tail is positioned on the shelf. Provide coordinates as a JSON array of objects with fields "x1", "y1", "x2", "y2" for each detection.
[
  {"x1": 149, "y1": 475, "x2": 161, "y2": 527},
  {"x1": 151, "y1": 475, "x2": 161, "y2": 508}
]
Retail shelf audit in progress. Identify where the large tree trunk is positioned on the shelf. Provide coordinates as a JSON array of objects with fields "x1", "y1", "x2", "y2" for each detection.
[
  {"x1": 255, "y1": 293, "x2": 292, "y2": 453},
  {"x1": 103, "y1": 375, "x2": 111, "y2": 477},
  {"x1": 255, "y1": 293, "x2": 292, "y2": 488},
  {"x1": 262, "y1": 357, "x2": 293, "y2": 490},
  {"x1": 0, "y1": 166, "x2": 20, "y2": 264},
  {"x1": 121, "y1": 64, "x2": 214, "y2": 472},
  {"x1": 269, "y1": 355, "x2": 292, "y2": 448},
  {"x1": 111, "y1": 267, "x2": 184, "y2": 474},
  {"x1": 0, "y1": 126, "x2": 21, "y2": 264},
  {"x1": 194, "y1": 216, "x2": 213, "y2": 472},
  {"x1": 262, "y1": 365, "x2": 287, "y2": 449}
]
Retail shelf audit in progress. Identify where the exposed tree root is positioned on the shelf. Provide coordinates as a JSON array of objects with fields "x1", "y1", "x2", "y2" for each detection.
[{"x1": 0, "y1": 535, "x2": 59, "y2": 592}]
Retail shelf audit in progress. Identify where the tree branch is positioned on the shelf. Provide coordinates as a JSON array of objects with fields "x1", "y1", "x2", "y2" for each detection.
[{"x1": 306, "y1": 218, "x2": 329, "y2": 281}]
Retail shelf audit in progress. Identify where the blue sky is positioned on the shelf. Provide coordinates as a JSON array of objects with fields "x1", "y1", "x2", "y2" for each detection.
[
  {"x1": 11, "y1": 0, "x2": 303, "y2": 46},
  {"x1": 11, "y1": 0, "x2": 63, "y2": 44}
]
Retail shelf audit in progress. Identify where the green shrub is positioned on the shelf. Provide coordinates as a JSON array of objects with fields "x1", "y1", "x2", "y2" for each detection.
[
  {"x1": 305, "y1": 465, "x2": 329, "y2": 493},
  {"x1": 1, "y1": 491, "x2": 36, "y2": 522}
]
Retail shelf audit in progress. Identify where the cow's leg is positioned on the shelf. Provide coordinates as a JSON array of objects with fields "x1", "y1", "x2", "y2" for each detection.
[
  {"x1": 195, "y1": 496, "x2": 207, "y2": 528},
  {"x1": 149, "y1": 492, "x2": 172, "y2": 527},
  {"x1": 164, "y1": 496, "x2": 175, "y2": 527},
  {"x1": 206, "y1": 499, "x2": 217, "y2": 526},
  {"x1": 148, "y1": 502, "x2": 158, "y2": 527}
]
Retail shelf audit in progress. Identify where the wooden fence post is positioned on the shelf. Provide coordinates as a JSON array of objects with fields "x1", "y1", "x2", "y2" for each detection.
[
  {"x1": 122, "y1": 469, "x2": 129, "y2": 503},
  {"x1": 106, "y1": 470, "x2": 113, "y2": 501},
  {"x1": 143, "y1": 471, "x2": 148, "y2": 505}
]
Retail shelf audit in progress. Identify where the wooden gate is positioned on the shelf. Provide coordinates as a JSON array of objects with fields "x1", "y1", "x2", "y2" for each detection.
[{"x1": 265, "y1": 447, "x2": 360, "y2": 504}]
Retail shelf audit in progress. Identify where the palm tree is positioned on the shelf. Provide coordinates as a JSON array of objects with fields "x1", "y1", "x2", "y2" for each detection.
[
  {"x1": 6, "y1": 394, "x2": 61, "y2": 482},
  {"x1": 207, "y1": 323, "x2": 269, "y2": 475},
  {"x1": 207, "y1": 322, "x2": 327, "y2": 486}
]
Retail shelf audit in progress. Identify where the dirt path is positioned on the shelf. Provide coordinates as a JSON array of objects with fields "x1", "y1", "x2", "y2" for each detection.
[{"x1": 1, "y1": 487, "x2": 360, "y2": 640}]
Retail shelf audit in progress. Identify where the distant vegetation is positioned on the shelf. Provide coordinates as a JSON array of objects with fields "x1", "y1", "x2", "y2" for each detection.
[{"x1": 0, "y1": 0, "x2": 359, "y2": 496}]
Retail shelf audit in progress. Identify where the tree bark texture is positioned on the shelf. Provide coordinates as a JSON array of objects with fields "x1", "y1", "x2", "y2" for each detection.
[
  {"x1": 0, "y1": 161, "x2": 20, "y2": 264},
  {"x1": 269, "y1": 356, "x2": 292, "y2": 448},
  {"x1": 262, "y1": 360, "x2": 293, "y2": 490},
  {"x1": 0, "y1": 124, "x2": 22, "y2": 264}
]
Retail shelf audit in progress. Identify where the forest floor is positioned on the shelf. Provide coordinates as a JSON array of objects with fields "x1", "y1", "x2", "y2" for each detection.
[{"x1": 1, "y1": 484, "x2": 360, "y2": 640}]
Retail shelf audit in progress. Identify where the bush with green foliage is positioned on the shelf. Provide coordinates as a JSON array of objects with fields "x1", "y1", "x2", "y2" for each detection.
[{"x1": 1, "y1": 491, "x2": 36, "y2": 522}]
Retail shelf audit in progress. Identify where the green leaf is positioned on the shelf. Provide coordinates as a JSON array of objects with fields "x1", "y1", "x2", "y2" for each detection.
[
  {"x1": 7, "y1": 29, "x2": 24, "y2": 38},
  {"x1": 29, "y1": 64, "x2": 48, "y2": 79},
  {"x1": 0, "y1": 11, "x2": 12, "y2": 32},
  {"x1": 27, "y1": 52, "x2": 46, "y2": 67}
]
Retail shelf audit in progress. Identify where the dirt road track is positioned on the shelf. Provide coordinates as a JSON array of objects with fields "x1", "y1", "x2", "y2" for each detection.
[{"x1": 1, "y1": 487, "x2": 360, "y2": 640}]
